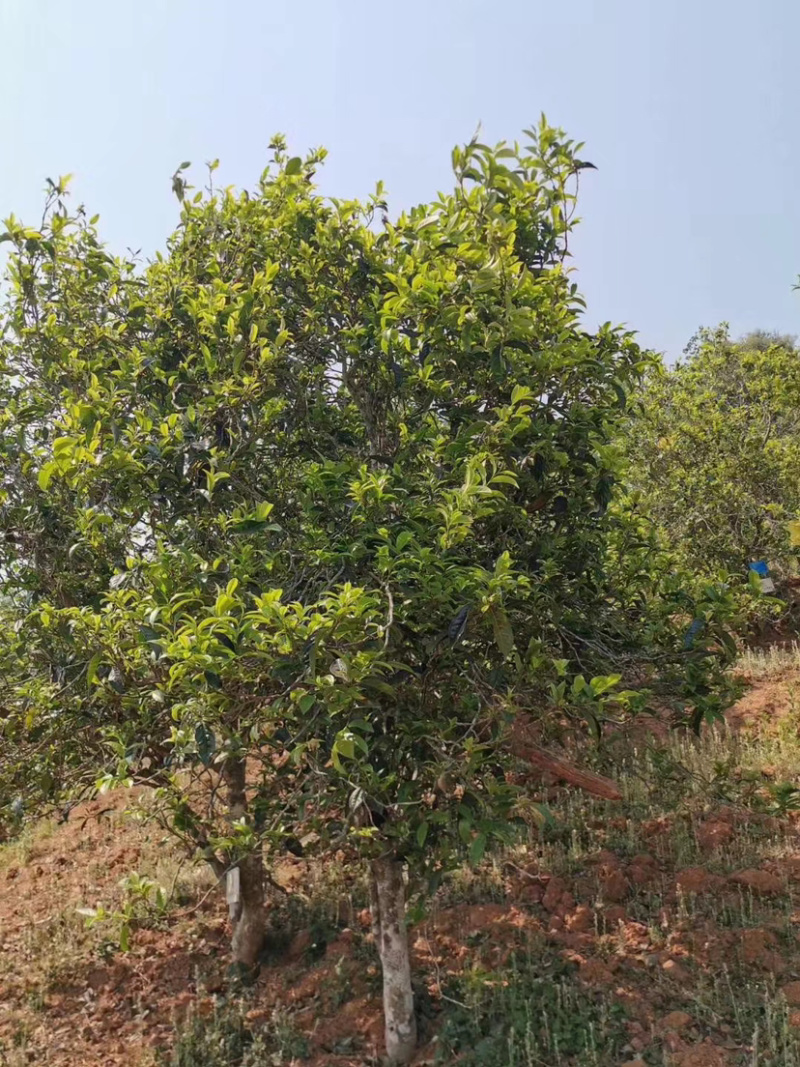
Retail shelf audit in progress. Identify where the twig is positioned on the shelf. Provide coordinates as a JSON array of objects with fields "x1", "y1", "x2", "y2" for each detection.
[
  {"x1": 382, "y1": 583, "x2": 395, "y2": 650},
  {"x1": 419, "y1": 929, "x2": 468, "y2": 1010}
]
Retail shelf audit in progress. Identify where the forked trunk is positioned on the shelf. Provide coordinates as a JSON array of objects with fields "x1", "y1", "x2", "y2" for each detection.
[
  {"x1": 223, "y1": 756, "x2": 265, "y2": 968},
  {"x1": 370, "y1": 856, "x2": 417, "y2": 1065}
]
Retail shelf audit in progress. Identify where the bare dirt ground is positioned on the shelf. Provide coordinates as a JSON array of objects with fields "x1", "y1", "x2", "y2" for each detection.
[{"x1": 4, "y1": 662, "x2": 800, "y2": 1066}]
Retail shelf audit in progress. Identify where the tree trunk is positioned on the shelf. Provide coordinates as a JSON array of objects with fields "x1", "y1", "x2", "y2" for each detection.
[
  {"x1": 230, "y1": 851, "x2": 265, "y2": 967},
  {"x1": 370, "y1": 856, "x2": 417, "y2": 1065},
  {"x1": 223, "y1": 756, "x2": 265, "y2": 968}
]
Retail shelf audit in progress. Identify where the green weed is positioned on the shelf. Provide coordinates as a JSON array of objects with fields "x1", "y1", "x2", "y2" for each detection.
[
  {"x1": 434, "y1": 942, "x2": 628, "y2": 1066},
  {"x1": 157, "y1": 997, "x2": 310, "y2": 1067}
]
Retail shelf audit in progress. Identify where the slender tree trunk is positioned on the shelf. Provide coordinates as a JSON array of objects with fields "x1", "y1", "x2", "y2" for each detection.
[
  {"x1": 230, "y1": 850, "x2": 265, "y2": 967},
  {"x1": 370, "y1": 856, "x2": 417, "y2": 1065},
  {"x1": 223, "y1": 756, "x2": 265, "y2": 968}
]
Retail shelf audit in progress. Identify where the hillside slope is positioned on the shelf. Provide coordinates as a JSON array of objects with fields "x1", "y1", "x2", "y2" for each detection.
[{"x1": 4, "y1": 663, "x2": 800, "y2": 1066}]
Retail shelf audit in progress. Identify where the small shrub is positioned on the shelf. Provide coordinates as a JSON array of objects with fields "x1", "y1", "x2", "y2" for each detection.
[{"x1": 78, "y1": 870, "x2": 170, "y2": 953}]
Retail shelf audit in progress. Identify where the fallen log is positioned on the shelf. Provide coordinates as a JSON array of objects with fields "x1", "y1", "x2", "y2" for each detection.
[{"x1": 514, "y1": 741, "x2": 622, "y2": 801}]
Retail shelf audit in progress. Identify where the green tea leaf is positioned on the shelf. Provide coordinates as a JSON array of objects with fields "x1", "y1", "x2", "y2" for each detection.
[{"x1": 490, "y1": 605, "x2": 515, "y2": 656}]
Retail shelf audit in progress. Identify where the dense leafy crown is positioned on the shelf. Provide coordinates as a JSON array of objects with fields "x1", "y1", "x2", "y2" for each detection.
[
  {"x1": 625, "y1": 326, "x2": 800, "y2": 582},
  {"x1": 1, "y1": 124, "x2": 734, "y2": 873}
]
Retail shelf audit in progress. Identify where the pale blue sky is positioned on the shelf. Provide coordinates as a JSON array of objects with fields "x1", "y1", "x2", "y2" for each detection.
[{"x1": 1, "y1": 0, "x2": 797, "y2": 358}]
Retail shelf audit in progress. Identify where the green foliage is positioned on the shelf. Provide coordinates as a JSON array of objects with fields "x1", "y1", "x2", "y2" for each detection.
[
  {"x1": 0, "y1": 122, "x2": 738, "y2": 909},
  {"x1": 625, "y1": 325, "x2": 800, "y2": 591},
  {"x1": 77, "y1": 871, "x2": 170, "y2": 953},
  {"x1": 530, "y1": 486, "x2": 744, "y2": 733},
  {"x1": 434, "y1": 944, "x2": 628, "y2": 1065},
  {"x1": 158, "y1": 998, "x2": 309, "y2": 1066}
]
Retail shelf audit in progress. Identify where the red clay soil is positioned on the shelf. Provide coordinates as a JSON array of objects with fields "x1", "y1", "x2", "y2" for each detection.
[
  {"x1": 727, "y1": 669, "x2": 800, "y2": 729},
  {"x1": 4, "y1": 675, "x2": 800, "y2": 1065}
]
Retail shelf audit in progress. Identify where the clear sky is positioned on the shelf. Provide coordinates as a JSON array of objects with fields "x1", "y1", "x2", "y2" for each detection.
[{"x1": 0, "y1": 0, "x2": 796, "y2": 360}]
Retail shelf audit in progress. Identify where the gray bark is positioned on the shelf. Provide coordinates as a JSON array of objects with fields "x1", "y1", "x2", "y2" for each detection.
[
  {"x1": 229, "y1": 851, "x2": 265, "y2": 967},
  {"x1": 223, "y1": 757, "x2": 265, "y2": 968},
  {"x1": 370, "y1": 856, "x2": 417, "y2": 1065}
]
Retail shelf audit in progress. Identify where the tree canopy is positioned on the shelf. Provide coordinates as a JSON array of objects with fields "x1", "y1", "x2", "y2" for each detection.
[{"x1": 625, "y1": 326, "x2": 800, "y2": 590}]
